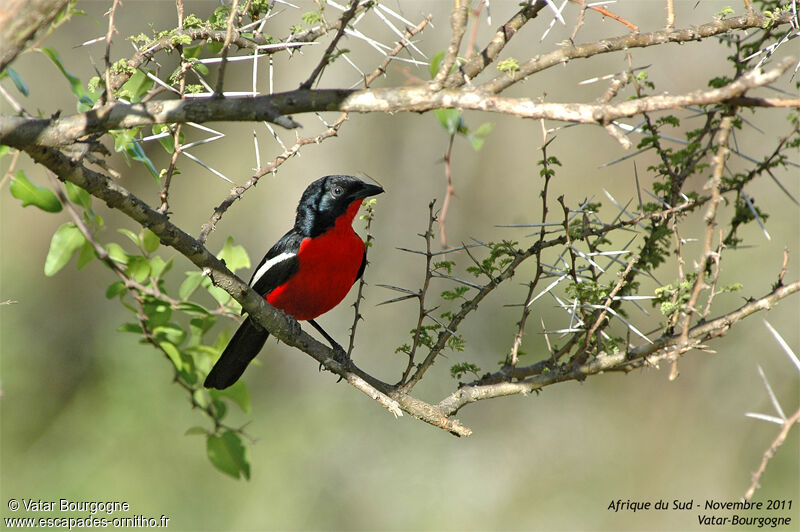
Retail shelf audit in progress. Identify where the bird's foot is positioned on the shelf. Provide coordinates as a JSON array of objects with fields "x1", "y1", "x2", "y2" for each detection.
[
  {"x1": 317, "y1": 344, "x2": 349, "y2": 378},
  {"x1": 332, "y1": 342, "x2": 350, "y2": 369}
]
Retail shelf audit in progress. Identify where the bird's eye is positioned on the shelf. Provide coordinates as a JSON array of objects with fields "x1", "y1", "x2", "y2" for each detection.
[{"x1": 331, "y1": 185, "x2": 344, "y2": 198}]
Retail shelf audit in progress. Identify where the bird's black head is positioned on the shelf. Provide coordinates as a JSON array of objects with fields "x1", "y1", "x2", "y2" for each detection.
[{"x1": 295, "y1": 175, "x2": 384, "y2": 237}]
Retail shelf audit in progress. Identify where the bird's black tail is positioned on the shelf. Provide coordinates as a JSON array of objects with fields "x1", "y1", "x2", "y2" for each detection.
[{"x1": 204, "y1": 317, "x2": 269, "y2": 389}]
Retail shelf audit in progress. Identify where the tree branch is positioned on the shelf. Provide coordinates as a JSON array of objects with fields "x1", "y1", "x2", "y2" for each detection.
[
  {"x1": 0, "y1": 0, "x2": 70, "y2": 71},
  {"x1": 3, "y1": 56, "x2": 792, "y2": 149},
  {"x1": 439, "y1": 280, "x2": 800, "y2": 416},
  {"x1": 482, "y1": 11, "x2": 796, "y2": 93}
]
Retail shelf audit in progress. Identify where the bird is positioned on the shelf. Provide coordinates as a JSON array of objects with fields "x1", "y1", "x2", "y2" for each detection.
[{"x1": 204, "y1": 175, "x2": 384, "y2": 390}]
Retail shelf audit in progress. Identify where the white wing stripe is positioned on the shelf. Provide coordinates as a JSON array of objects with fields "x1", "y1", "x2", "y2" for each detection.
[{"x1": 250, "y1": 252, "x2": 296, "y2": 287}]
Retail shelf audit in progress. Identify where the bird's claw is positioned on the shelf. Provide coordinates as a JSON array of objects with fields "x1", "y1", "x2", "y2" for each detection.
[{"x1": 318, "y1": 345, "x2": 350, "y2": 379}]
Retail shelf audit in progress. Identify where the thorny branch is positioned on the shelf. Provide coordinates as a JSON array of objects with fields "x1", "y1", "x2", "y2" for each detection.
[
  {"x1": 3, "y1": 55, "x2": 795, "y2": 150},
  {"x1": 439, "y1": 280, "x2": 800, "y2": 416}
]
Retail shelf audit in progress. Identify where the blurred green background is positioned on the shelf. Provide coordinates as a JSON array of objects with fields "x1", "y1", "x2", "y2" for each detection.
[{"x1": 1, "y1": 1, "x2": 798, "y2": 530}]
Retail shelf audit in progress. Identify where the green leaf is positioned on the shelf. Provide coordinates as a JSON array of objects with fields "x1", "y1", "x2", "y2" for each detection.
[
  {"x1": 117, "y1": 228, "x2": 141, "y2": 247},
  {"x1": 473, "y1": 122, "x2": 494, "y2": 137},
  {"x1": 160, "y1": 341, "x2": 185, "y2": 372},
  {"x1": 10, "y1": 171, "x2": 62, "y2": 212},
  {"x1": 106, "y1": 280, "x2": 126, "y2": 299},
  {"x1": 179, "y1": 272, "x2": 204, "y2": 299},
  {"x1": 76, "y1": 240, "x2": 95, "y2": 269},
  {"x1": 6, "y1": 67, "x2": 29, "y2": 96},
  {"x1": 185, "y1": 426, "x2": 207, "y2": 436},
  {"x1": 207, "y1": 431, "x2": 250, "y2": 480},
  {"x1": 40, "y1": 47, "x2": 86, "y2": 100},
  {"x1": 192, "y1": 62, "x2": 209, "y2": 76},
  {"x1": 468, "y1": 135, "x2": 485, "y2": 151},
  {"x1": 44, "y1": 223, "x2": 86, "y2": 276},
  {"x1": 190, "y1": 315, "x2": 217, "y2": 339},
  {"x1": 429, "y1": 51, "x2": 444, "y2": 79},
  {"x1": 209, "y1": 381, "x2": 251, "y2": 414},
  {"x1": 175, "y1": 301, "x2": 212, "y2": 316},
  {"x1": 125, "y1": 139, "x2": 159, "y2": 180},
  {"x1": 142, "y1": 229, "x2": 160, "y2": 253},
  {"x1": 193, "y1": 389, "x2": 209, "y2": 409},
  {"x1": 106, "y1": 242, "x2": 129, "y2": 265},
  {"x1": 63, "y1": 181, "x2": 91, "y2": 210},
  {"x1": 118, "y1": 323, "x2": 143, "y2": 334},
  {"x1": 187, "y1": 345, "x2": 218, "y2": 375},
  {"x1": 211, "y1": 397, "x2": 227, "y2": 420},
  {"x1": 112, "y1": 128, "x2": 138, "y2": 153},
  {"x1": 112, "y1": 128, "x2": 159, "y2": 181},
  {"x1": 183, "y1": 45, "x2": 203, "y2": 59},
  {"x1": 149, "y1": 255, "x2": 171, "y2": 278},
  {"x1": 153, "y1": 324, "x2": 186, "y2": 346},
  {"x1": 127, "y1": 256, "x2": 151, "y2": 283},
  {"x1": 143, "y1": 300, "x2": 171, "y2": 327},
  {"x1": 0, "y1": 145, "x2": 10, "y2": 159},
  {"x1": 218, "y1": 236, "x2": 251, "y2": 273},
  {"x1": 152, "y1": 124, "x2": 175, "y2": 153},
  {"x1": 119, "y1": 69, "x2": 153, "y2": 102},
  {"x1": 206, "y1": 41, "x2": 224, "y2": 54},
  {"x1": 207, "y1": 285, "x2": 231, "y2": 305},
  {"x1": 434, "y1": 108, "x2": 462, "y2": 135}
]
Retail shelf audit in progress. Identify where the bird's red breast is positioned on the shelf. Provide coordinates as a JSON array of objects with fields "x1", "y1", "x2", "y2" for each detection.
[{"x1": 266, "y1": 200, "x2": 365, "y2": 320}]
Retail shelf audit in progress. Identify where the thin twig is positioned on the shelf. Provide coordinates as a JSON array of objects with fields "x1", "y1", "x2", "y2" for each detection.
[
  {"x1": 300, "y1": 0, "x2": 360, "y2": 89},
  {"x1": 568, "y1": 0, "x2": 638, "y2": 32},
  {"x1": 665, "y1": 0, "x2": 675, "y2": 31},
  {"x1": 214, "y1": 0, "x2": 241, "y2": 97},
  {"x1": 400, "y1": 201, "x2": 437, "y2": 386},
  {"x1": 439, "y1": 133, "x2": 456, "y2": 248},
  {"x1": 347, "y1": 200, "x2": 376, "y2": 358},
  {"x1": 678, "y1": 112, "x2": 736, "y2": 352},
  {"x1": 744, "y1": 406, "x2": 800, "y2": 500},
  {"x1": 100, "y1": 0, "x2": 122, "y2": 106},
  {"x1": 431, "y1": 0, "x2": 470, "y2": 89},
  {"x1": 159, "y1": 0, "x2": 186, "y2": 215}
]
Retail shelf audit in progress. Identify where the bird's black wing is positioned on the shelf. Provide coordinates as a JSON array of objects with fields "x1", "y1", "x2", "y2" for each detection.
[
  {"x1": 206, "y1": 231, "x2": 303, "y2": 390},
  {"x1": 249, "y1": 229, "x2": 303, "y2": 296}
]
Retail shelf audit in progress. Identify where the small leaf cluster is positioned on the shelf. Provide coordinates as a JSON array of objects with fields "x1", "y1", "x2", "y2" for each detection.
[
  {"x1": 653, "y1": 276, "x2": 696, "y2": 319},
  {"x1": 466, "y1": 241, "x2": 518, "y2": 279},
  {"x1": 396, "y1": 323, "x2": 465, "y2": 357},
  {"x1": 450, "y1": 362, "x2": 481, "y2": 381},
  {"x1": 497, "y1": 57, "x2": 520, "y2": 77}
]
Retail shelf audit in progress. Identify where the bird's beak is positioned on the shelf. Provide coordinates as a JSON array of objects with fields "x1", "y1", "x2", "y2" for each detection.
[{"x1": 351, "y1": 182, "x2": 384, "y2": 201}]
